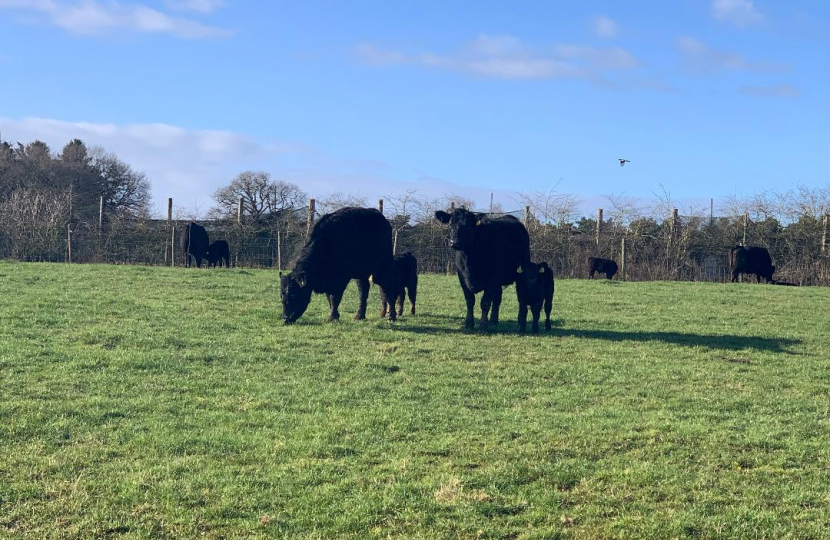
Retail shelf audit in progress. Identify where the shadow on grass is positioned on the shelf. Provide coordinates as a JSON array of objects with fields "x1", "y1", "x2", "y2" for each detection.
[{"x1": 398, "y1": 323, "x2": 801, "y2": 353}]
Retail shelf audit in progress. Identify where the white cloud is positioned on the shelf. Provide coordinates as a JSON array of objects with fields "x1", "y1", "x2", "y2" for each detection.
[
  {"x1": 677, "y1": 36, "x2": 785, "y2": 73},
  {"x1": 357, "y1": 34, "x2": 639, "y2": 82},
  {"x1": 0, "y1": 116, "x2": 526, "y2": 216},
  {"x1": 710, "y1": 0, "x2": 763, "y2": 27},
  {"x1": 740, "y1": 84, "x2": 800, "y2": 98},
  {"x1": 165, "y1": 0, "x2": 226, "y2": 14},
  {"x1": 593, "y1": 16, "x2": 618, "y2": 39},
  {"x1": 0, "y1": 0, "x2": 231, "y2": 39}
]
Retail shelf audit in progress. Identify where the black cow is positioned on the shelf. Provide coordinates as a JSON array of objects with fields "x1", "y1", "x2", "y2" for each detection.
[
  {"x1": 730, "y1": 245, "x2": 775, "y2": 283},
  {"x1": 588, "y1": 257, "x2": 618, "y2": 280},
  {"x1": 515, "y1": 261, "x2": 554, "y2": 334},
  {"x1": 435, "y1": 208, "x2": 530, "y2": 329},
  {"x1": 280, "y1": 207, "x2": 397, "y2": 324},
  {"x1": 380, "y1": 252, "x2": 418, "y2": 318},
  {"x1": 206, "y1": 240, "x2": 230, "y2": 268},
  {"x1": 179, "y1": 222, "x2": 209, "y2": 268}
]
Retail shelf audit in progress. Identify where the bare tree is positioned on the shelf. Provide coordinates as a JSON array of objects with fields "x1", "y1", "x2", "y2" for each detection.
[
  {"x1": 211, "y1": 171, "x2": 306, "y2": 219},
  {"x1": 316, "y1": 192, "x2": 368, "y2": 214}
]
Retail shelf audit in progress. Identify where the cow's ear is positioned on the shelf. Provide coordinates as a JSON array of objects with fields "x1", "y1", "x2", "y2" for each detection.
[
  {"x1": 475, "y1": 213, "x2": 486, "y2": 226},
  {"x1": 295, "y1": 272, "x2": 307, "y2": 288},
  {"x1": 538, "y1": 266, "x2": 544, "y2": 274},
  {"x1": 434, "y1": 211, "x2": 451, "y2": 224},
  {"x1": 516, "y1": 266, "x2": 523, "y2": 274}
]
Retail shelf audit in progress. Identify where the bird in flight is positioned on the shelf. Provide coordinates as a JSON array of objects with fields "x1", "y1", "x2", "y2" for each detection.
[{"x1": 619, "y1": 159, "x2": 631, "y2": 167}]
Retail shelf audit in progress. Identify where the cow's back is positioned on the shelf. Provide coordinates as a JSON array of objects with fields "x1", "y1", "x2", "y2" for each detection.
[{"x1": 297, "y1": 207, "x2": 393, "y2": 286}]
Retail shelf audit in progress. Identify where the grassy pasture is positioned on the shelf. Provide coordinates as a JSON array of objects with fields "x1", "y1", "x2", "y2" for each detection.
[{"x1": 0, "y1": 261, "x2": 828, "y2": 539}]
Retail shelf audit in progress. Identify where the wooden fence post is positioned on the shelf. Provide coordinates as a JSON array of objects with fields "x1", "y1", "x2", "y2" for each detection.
[
  {"x1": 377, "y1": 199, "x2": 383, "y2": 214},
  {"x1": 525, "y1": 205, "x2": 531, "y2": 226},
  {"x1": 67, "y1": 223, "x2": 72, "y2": 263},
  {"x1": 620, "y1": 236, "x2": 626, "y2": 281},
  {"x1": 171, "y1": 225, "x2": 176, "y2": 267},
  {"x1": 237, "y1": 197, "x2": 243, "y2": 224},
  {"x1": 596, "y1": 208, "x2": 603, "y2": 246},
  {"x1": 276, "y1": 229, "x2": 282, "y2": 271},
  {"x1": 742, "y1": 212, "x2": 748, "y2": 245},
  {"x1": 821, "y1": 215, "x2": 827, "y2": 254},
  {"x1": 165, "y1": 198, "x2": 172, "y2": 265},
  {"x1": 307, "y1": 198, "x2": 316, "y2": 235},
  {"x1": 393, "y1": 229, "x2": 399, "y2": 255}
]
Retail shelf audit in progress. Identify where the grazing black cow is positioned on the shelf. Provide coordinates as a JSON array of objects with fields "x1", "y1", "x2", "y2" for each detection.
[
  {"x1": 206, "y1": 240, "x2": 230, "y2": 268},
  {"x1": 588, "y1": 257, "x2": 618, "y2": 280},
  {"x1": 730, "y1": 245, "x2": 775, "y2": 283},
  {"x1": 280, "y1": 207, "x2": 396, "y2": 324},
  {"x1": 435, "y1": 208, "x2": 530, "y2": 330},
  {"x1": 515, "y1": 261, "x2": 554, "y2": 334},
  {"x1": 380, "y1": 252, "x2": 418, "y2": 318},
  {"x1": 179, "y1": 222, "x2": 209, "y2": 268}
]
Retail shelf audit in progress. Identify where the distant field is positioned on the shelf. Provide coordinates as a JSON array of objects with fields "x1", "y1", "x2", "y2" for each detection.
[{"x1": 0, "y1": 262, "x2": 828, "y2": 540}]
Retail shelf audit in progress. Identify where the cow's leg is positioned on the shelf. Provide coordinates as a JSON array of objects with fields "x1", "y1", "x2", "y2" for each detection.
[
  {"x1": 185, "y1": 253, "x2": 191, "y2": 268},
  {"x1": 396, "y1": 291, "x2": 405, "y2": 317},
  {"x1": 531, "y1": 301, "x2": 542, "y2": 334},
  {"x1": 606, "y1": 272, "x2": 612, "y2": 280},
  {"x1": 328, "y1": 286, "x2": 347, "y2": 322},
  {"x1": 490, "y1": 287, "x2": 503, "y2": 325},
  {"x1": 589, "y1": 269, "x2": 594, "y2": 279},
  {"x1": 544, "y1": 294, "x2": 553, "y2": 331},
  {"x1": 518, "y1": 303, "x2": 528, "y2": 333},
  {"x1": 479, "y1": 289, "x2": 494, "y2": 328},
  {"x1": 195, "y1": 255, "x2": 203, "y2": 268},
  {"x1": 458, "y1": 272, "x2": 475, "y2": 330},
  {"x1": 407, "y1": 278, "x2": 417, "y2": 315},
  {"x1": 355, "y1": 278, "x2": 370, "y2": 320},
  {"x1": 373, "y1": 270, "x2": 397, "y2": 322}
]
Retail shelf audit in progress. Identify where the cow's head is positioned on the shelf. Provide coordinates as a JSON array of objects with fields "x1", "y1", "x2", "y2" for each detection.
[
  {"x1": 434, "y1": 208, "x2": 485, "y2": 250},
  {"x1": 516, "y1": 262, "x2": 546, "y2": 289},
  {"x1": 280, "y1": 271, "x2": 313, "y2": 324}
]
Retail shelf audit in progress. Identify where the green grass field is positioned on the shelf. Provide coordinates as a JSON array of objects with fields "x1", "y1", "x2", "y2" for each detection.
[{"x1": 0, "y1": 262, "x2": 828, "y2": 539}]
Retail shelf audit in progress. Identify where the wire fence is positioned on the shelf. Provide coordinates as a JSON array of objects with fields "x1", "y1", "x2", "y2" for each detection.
[{"x1": 1, "y1": 198, "x2": 828, "y2": 286}]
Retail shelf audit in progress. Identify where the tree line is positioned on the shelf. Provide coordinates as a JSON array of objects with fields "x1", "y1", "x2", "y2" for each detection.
[{"x1": 1, "y1": 136, "x2": 828, "y2": 284}]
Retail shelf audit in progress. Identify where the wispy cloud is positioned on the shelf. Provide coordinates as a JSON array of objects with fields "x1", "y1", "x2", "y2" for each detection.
[
  {"x1": 710, "y1": 0, "x2": 763, "y2": 28},
  {"x1": 0, "y1": 0, "x2": 232, "y2": 39},
  {"x1": 677, "y1": 36, "x2": 786, "y2": 73},
  {"x1": 593, "y1": 16, "x2": 618, "y2": 39},
  {"x1": 739, "y1": 84, "x2": 800, "y2": 98},
  {"x1": 164, "y1": 0, "x2": 226, "y2": 14},
  {"x1": 356, "y1": 34, "x2": 639, "y2": 83}
]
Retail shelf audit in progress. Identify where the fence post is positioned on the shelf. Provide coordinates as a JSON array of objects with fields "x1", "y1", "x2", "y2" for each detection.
[
  {"x1": 165, "y1": 198, "x2": 172, "y2": 265},
  {"x1": 450, "y1": 201, "x2": 455, "y2": 212},
  {"x1": 596, "y1": 208, "x2": 603, "y2": 246},
  {"x1": 307, "y1": 198, "x2": 316, "y2": 235},
  {"x1": 377, "y1": 199, "x2": 383, "y2": 214},
  {"x1": 277, "y1": 229, "x2": 282, "y2": 271},
  {"x1": 742, "y1": 212, "x2": 748, "y2": 245},
  {"x1": 237, "y1": 197, "x2": 243, "y2": 224},
  {"x1": 489, "y1": 192, "x2": 494, "y2": 215},
  {"x1": 171, "y1": 225, "x2": 176, "y2": 267},
  {"x1": 67, "y1": 223, "x2": 72, "y2": 263},
  {"x1": 393, "y1": 229, "x2": 398, "y2": 255},
  {"x1": 525, "y1": 205, "x2": 531, "y2": 226},
  {"x1": 620, "y1": 236, "x2": 626, "y2": 281},
  {"x1": 821, "y1": 215, "x2": 827, "y2": 254}
]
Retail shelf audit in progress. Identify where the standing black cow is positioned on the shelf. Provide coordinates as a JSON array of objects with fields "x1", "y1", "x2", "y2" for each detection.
[
  {"x1": 206, "y1": 240, "x2": 230, "y2": 268},
  {"x1": 179, "y1": 222, "x2": 209, "y2": 268},
  {"x1": 280, "y1": 207, "x2": 397, "y2": 323},
  {"x1": 435, "y1": 208, "x2": 530, "y2": 330},
  {"x1": 380, "y1": 252, "x2": 418, "y2": 318},
  {"x1": 730, "y1": 245, "x2": 775, "y2": 283},
  {"x1": 515, "y1": 261, "x2": 554, "y2": 334},
  {"x1": 588, "y1": 257, "x2": 618, "y2": 280}
]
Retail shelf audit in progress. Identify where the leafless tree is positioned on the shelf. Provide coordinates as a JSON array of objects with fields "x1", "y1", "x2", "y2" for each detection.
[{"x1": 211, "y1": 171, "x2": 306, "y2": 219}]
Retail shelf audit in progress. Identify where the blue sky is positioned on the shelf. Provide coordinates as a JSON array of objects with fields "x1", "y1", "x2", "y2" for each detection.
[{"x1": 1, "y1": 0, "x2": 828, "y2": 216}]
